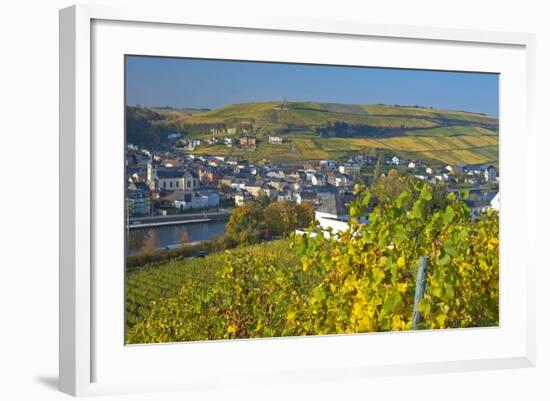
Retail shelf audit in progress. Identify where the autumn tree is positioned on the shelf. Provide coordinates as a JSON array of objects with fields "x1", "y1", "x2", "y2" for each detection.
[
  {"x1": 142, "y1": 230, "x2": 160, "y2": 255},
  {"x1": 226, "y1": 202, "x2": 265, "y2": 245},
  {"x1": 264, "y1": 201, "x2": 315, "y2": 237},
  {"x1": 178, "y1": 229, "x2": 191, "y2": 244}
]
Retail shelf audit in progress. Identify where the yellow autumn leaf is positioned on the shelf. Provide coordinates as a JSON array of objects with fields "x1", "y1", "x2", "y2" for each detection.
[
  {"x1": 357, "y1": 315, "x2": 376, "y2": 332},
  {"x1": 435, "y1": 314, "x2": 447, "y2": 327},
  {"x1": 391, "y1": 315, "x2": 406, "y2": 330},
  {"x1": 397, "y1": 256, "x2": 406, "y2": 268}
]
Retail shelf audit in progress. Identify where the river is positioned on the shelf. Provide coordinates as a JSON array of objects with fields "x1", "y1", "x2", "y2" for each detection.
[{"x1": 128, "y1": 221, "x2": 227, "y2": 255}]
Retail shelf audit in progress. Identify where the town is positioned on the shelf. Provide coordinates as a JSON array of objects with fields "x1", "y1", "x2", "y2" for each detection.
[{"x1": 126, "y1": 132, "x2": 499, "y2": 253}]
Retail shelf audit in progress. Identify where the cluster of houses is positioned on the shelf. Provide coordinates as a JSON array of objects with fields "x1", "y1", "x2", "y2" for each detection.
[
  {"x1": 172, "y1": 131, "x2": 286, "y2": 152},
  {"x1": 126, "y1": 148, "x2": 221, "y2": 216},
  {"x1": 385, "y1": 156, "x2": 499, "y2": 187},
  {"x1": 125, "y1": 145, "x2": 375, "y2": 217},
  {"x1": 126, "y1": 143, "x2": 499, "y2": 233}
]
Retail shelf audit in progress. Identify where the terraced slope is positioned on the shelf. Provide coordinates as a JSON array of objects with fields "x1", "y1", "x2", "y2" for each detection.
[
  {"x1": 127, "y1": 102, "x2": 498, "y2": 165},
  {"x1": 177, "y1": 101, "x2": 496, "y2": 129},
  {"x1": 192, "y1": 134, "x2": 498, "y2": 165}
]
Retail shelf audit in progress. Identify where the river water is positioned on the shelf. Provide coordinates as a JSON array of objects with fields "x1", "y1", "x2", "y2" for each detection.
[{"x1": 128, "y1": 221, "x2": 227, "y2": 255}]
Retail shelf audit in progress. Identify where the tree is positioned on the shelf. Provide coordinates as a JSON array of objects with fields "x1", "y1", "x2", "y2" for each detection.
[
  {"x1": 178, "y1": 229, "x2": 191, "y2": 245},
  {"x1": 257, "y1": 192, "x2": 271, "y2": 207},
  {"x1": 226, "y1": 203, "x2": 264, "y2": 245},
  {"x1": 142, "y1": 230, "x2": 160, "y2": 255},
  {"x1": 369, "y1": 171, "x2": 450, "y2": 213},
  {"x1": 264, "y1": 201, "x2": 315, "y2": 237},
  {"x1": 373, "y1": 159, "x2": 382, "y2": 183},
  {"x1": 372, "y1": 168, "x2": 407, "y2": 206},
  {"x1": 295, "y1": 202, "x2": 315, "y2": 229},
  {"x1": 264, "y1": 202, "x2": 297, "y2": 237}
]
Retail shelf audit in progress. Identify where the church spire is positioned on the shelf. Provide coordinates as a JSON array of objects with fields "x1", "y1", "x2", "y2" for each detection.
[{"x1": 147, "y1": 151, "x2": 157, "y2": 189}]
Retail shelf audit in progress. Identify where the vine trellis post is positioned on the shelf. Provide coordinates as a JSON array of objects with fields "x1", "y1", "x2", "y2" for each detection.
[{"x1": 411, "y1": 256, "x2": 429, "y2": 330}]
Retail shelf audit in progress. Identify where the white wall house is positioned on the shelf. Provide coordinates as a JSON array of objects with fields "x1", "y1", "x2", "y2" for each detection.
[
  {"x1": 314, "y1": 195, "x2": 351, "y2": 234},
  {"x1": 191, "y1": 192, "x2": 220, "y2": 209},
  {"x1": 338, "y1": 164, "x2": 360, "y2": 175},
  {"x1": 334, "y1": 174, "x2": 351, "y2": 187},
  {"x1": 171, "y1": 191, "x2": 220, "y2": 210},
  {"x1": 311, "y1": 174, "x2": 326, "y2": 186},
  {"x1": 268, "y1": 136, "x2": 283, "y2": 144},
  {"x1": 466, "y1": 192, "x2": 500, "y2": 219}
]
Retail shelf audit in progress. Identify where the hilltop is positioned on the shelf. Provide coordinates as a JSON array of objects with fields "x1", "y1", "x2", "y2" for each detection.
[
  {"x1": 179, "y1": 101, "x2": 497, "y2": 130},
  {"x1": 126, "y1": 101, "x2": 498, "y2": 165}
]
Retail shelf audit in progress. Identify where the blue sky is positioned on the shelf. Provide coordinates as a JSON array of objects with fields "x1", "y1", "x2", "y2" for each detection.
[{"x1": 125, "y1": 56, "x2": 499, "y2": 117}]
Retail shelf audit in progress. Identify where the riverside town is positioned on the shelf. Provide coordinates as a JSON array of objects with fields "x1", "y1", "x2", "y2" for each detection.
[{"x1": 125, "y1": 56, "x2": 499, "y2": 344}]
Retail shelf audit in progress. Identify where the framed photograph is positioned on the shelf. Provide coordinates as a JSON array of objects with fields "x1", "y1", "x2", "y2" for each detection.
[{"x1": 59, "y1": 4, "x2": 536, "y2": 396}]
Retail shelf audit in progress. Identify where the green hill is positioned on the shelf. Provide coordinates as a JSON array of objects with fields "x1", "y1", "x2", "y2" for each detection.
[
  {"x1": 126, "y1": 102, "x2": 498, "y2": 165},
  {"x1": 171, "y1": 101, "x2": 497, "y2": 131}
]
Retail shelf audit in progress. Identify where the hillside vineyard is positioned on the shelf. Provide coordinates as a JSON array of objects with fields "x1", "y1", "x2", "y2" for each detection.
[{"x1": 126, "y1": 102, "x2": 498, "y2": 165}]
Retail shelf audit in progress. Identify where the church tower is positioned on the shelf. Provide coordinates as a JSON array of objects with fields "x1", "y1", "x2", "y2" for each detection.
[{"x1": 146, "y1": 153, "x2": 157, "y2": 190}]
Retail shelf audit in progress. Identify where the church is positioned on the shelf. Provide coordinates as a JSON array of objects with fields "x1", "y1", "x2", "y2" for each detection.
[{"x1": 146, "y1": 158, "x2": 199, "y2": 191}]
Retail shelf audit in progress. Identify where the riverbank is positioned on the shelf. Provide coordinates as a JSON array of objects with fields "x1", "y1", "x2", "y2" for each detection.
[
  {"x1": 129, "y1": 210, "x2": 231, "y2": 229},
  {"x1": 128, "y1": 220, "x2": 227, "y2": 255}
]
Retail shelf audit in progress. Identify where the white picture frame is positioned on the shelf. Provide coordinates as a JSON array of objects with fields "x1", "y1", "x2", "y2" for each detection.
[{"x1": 59, "y1": 4, "x2": 536, "y2": 397}]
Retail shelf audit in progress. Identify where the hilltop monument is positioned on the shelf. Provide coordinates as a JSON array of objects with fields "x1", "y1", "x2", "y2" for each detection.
[{"x1": 274, "y1": 98, "x2": 288, "y2": 110}]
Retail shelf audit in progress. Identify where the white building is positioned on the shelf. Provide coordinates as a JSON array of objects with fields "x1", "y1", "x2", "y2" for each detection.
[
  {"x1": 466, "y1": 192, "x2": 500, "y2": 219},
  {"x1": 338, "y1": 164, "x2": 360, "y2": 175},
  {"x1": 334, "y1": 174, "x2": 351, "y2": 187},
  {"x1": 310, "y1": 174, "x2": 326, "y2": 186},
  {"x1": 157, "y1": 170, "x2": 199, "y2": 191},
  {"x1": 191, "y1": 192, "x2": 220, "y2": 209},
  {"x1": 314, "y1": 195, "x2": 351, "y2": 234},
  {"x1": 168, "y1": 191, "x2": 220, "y2": 210},
  {"x1": 146, "y1": 159, "x2": 157, "y2": 189},
  {"x1": 168, "y1": 132, "x2": 182, "y2": 140},
  {"x1": 268, "y1": 136, "x2": 283, "y2": 144},
  {"x1": 319, "y1": 159, "x2": 336, "y2": 171},
  {"x1": 294, "y1": 191, "x2": 318, "y2": 205},
  {"x1": 483, "y1": 165, "x2": 498, "y2": 182}
]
